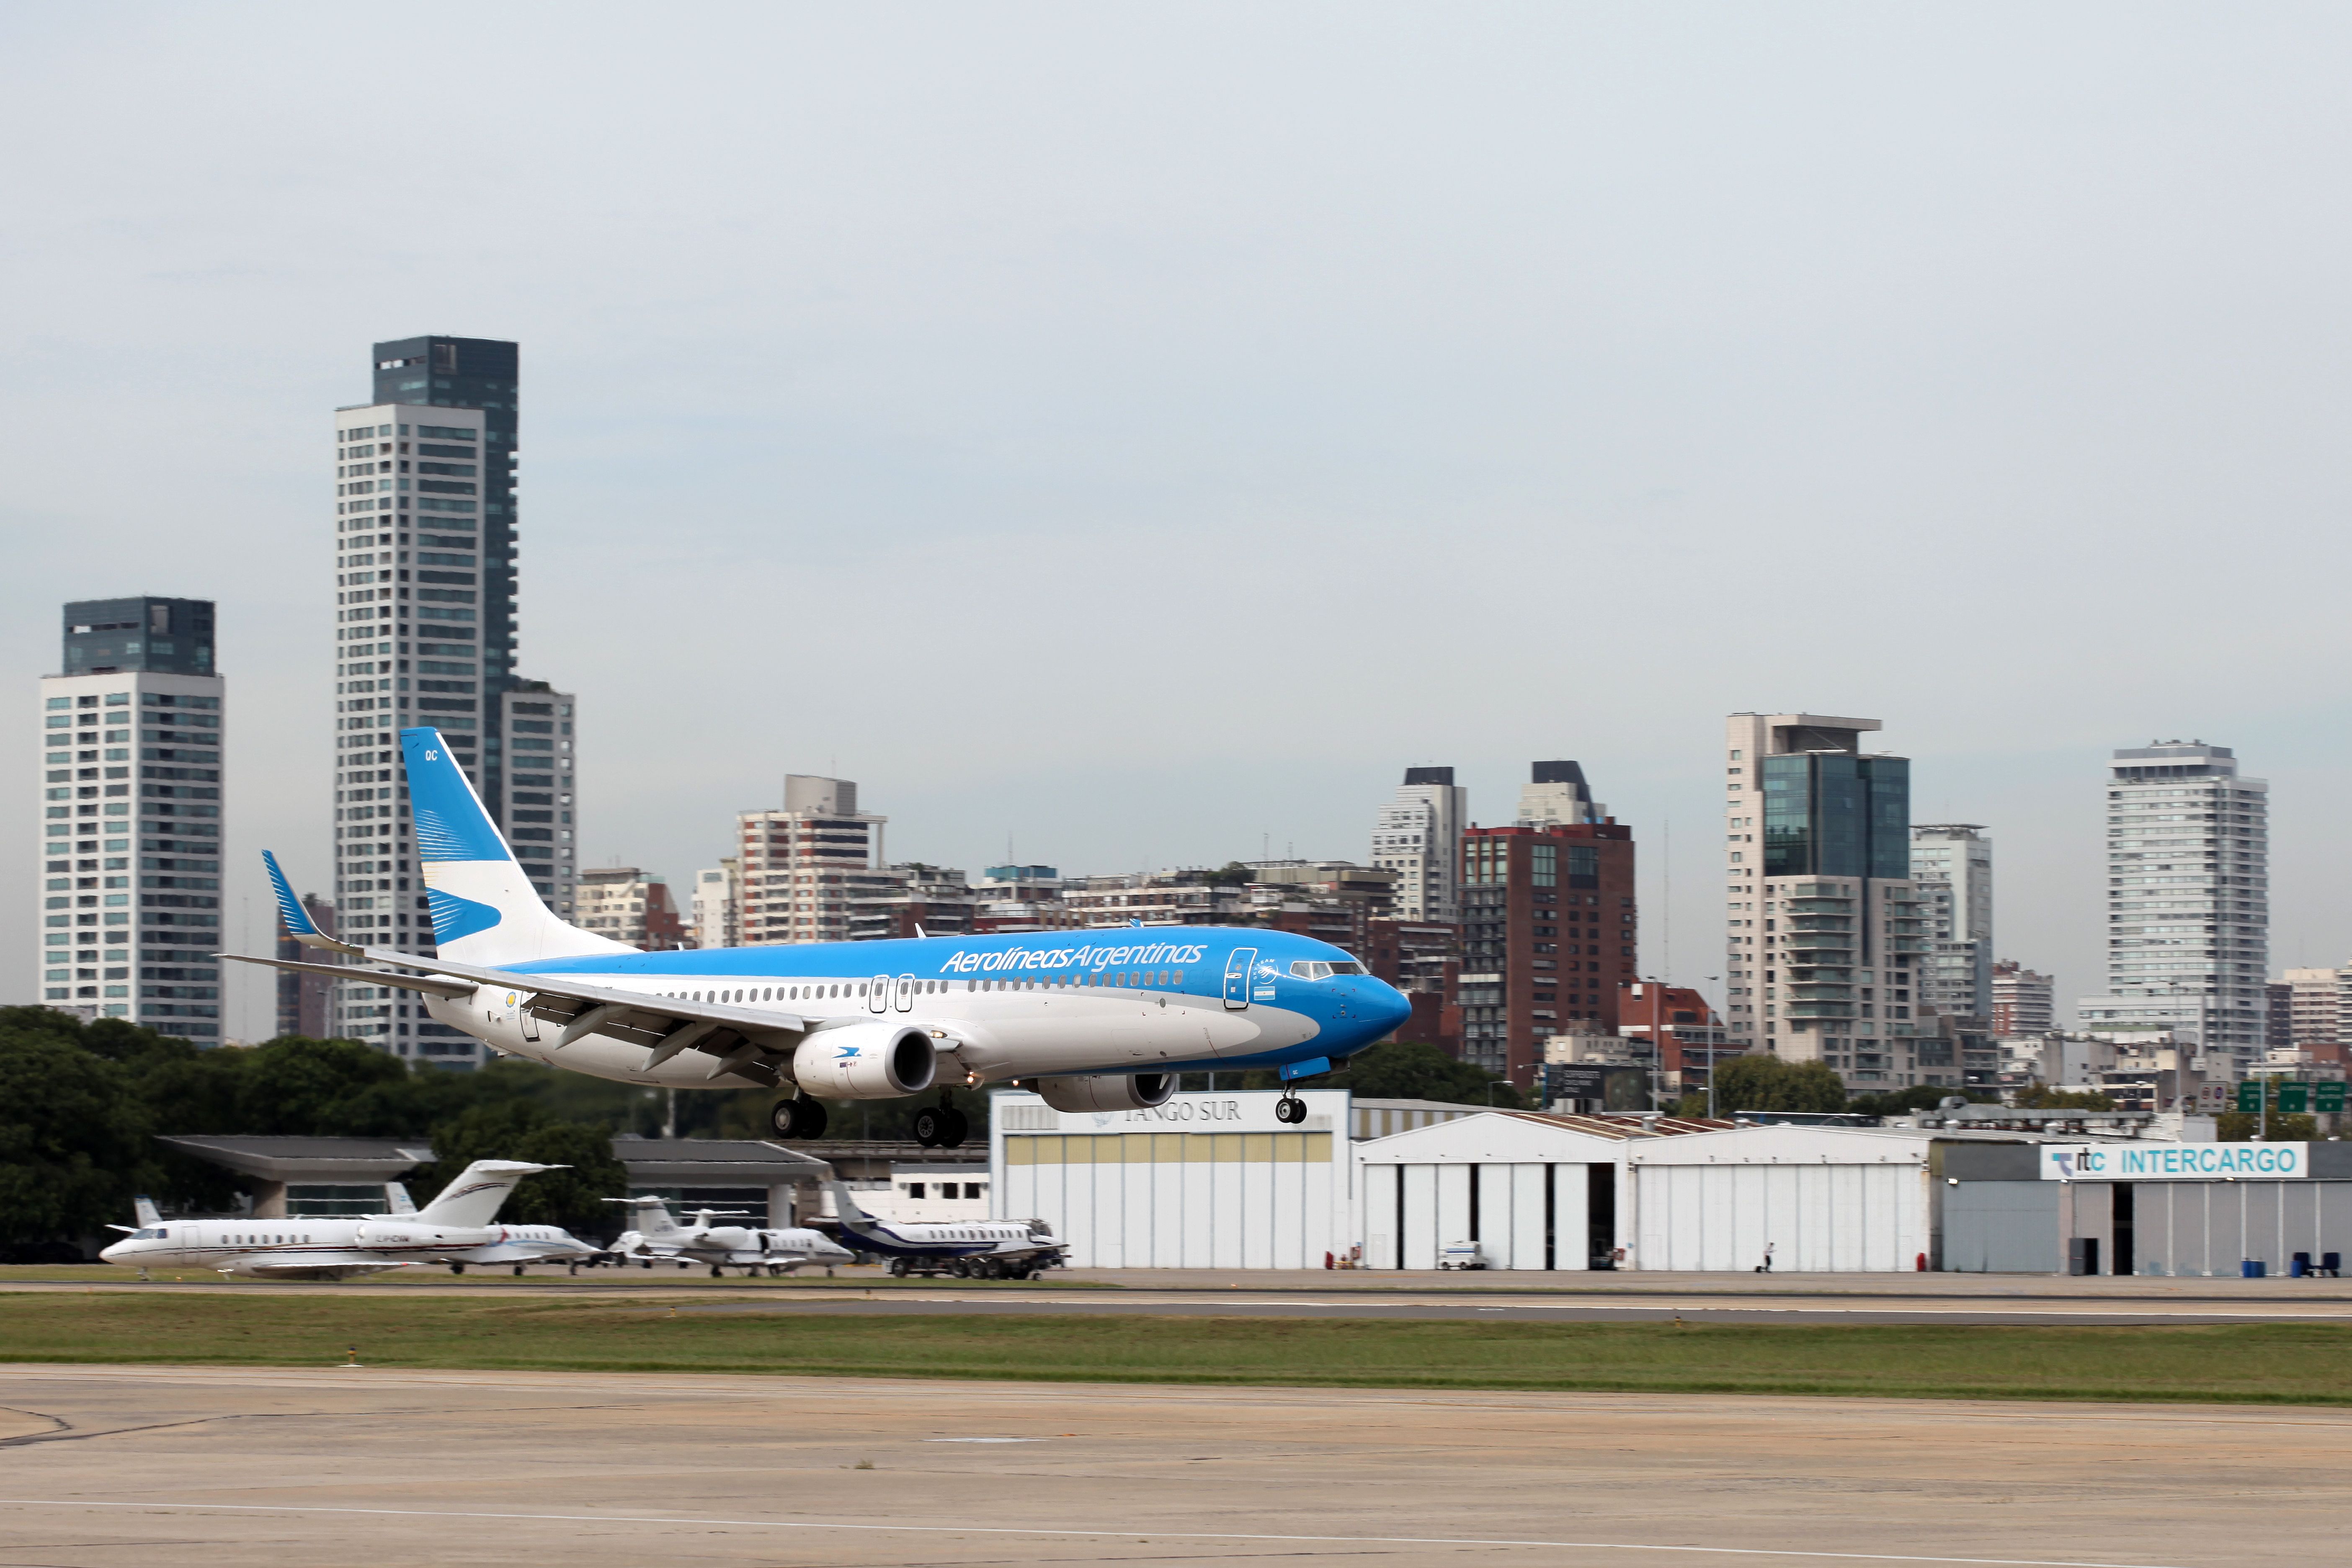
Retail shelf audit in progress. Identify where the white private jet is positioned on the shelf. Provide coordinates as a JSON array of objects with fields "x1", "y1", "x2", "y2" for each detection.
[
  {"x1": 604, "y1": 1196, "x2": 855, "y2": 1277},
  {"x1": 825, "y1": 1181, "x2": 1065, "y2": 1279},
  {"x1": 98, "y1": 1161, "x2": 595, "y2": 1280}
]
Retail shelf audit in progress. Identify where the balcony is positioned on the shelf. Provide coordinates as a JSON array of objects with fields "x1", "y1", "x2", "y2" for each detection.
[
  {"x1": 1785, "y1": 936, "x2": 1855, "y2": 957},
  {"x1": 1889, "y1": 937, "x2": 1927, "y2": 953},
  {"x1": 1787, "y1": 1001, "x2": 1857, "y2": 1019},
  {"x1": 1786, "y1": 983, "x2": 1854, "y2": 1001}
]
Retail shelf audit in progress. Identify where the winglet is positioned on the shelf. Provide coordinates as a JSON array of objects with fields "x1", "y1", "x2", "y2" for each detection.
[{"x1": 263, "y1": 850, "x2": 360, "y2": 954}]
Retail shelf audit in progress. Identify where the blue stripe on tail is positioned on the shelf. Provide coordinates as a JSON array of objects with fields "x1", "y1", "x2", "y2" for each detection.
[
  {"x1": 400, "y1": 727, "x2": 512, "y2": 864},
  {"x1": 261, "y1": 850, "x2": 315, "y2": 936}
]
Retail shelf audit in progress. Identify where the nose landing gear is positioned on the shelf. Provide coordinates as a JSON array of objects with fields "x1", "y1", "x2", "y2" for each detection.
[{"x1": 1275, "y1": 1092, "x2": 1306, "y2": 1124}]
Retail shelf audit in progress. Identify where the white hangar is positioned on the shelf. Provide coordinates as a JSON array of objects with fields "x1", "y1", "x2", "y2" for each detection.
[{"x1": 1354, "y1": 1114, "x2": 1938, "y2": 1272}]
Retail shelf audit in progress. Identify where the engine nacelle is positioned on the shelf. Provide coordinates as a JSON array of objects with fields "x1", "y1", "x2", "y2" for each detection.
[
  {"x1": 1031, "y1": 1072, "x2": 1176, "y2": 1114},
  {"x1": 792, "y1": 1022, "x2": 937, "y2": 1099}
]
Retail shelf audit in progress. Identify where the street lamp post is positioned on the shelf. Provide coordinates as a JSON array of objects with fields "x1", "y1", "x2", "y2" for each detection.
[{"x1": 1706, "y1": 975, "x2": 1721, "y2": 1119}]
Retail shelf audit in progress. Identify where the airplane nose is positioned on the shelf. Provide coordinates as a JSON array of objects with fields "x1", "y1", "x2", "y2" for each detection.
[
  {"x1": 98, "y1": 1241, "x2": 127, "y2": 1264},
  {"x1": 1361, "y1": 979, "x2": 1413, "y2": 1038}
]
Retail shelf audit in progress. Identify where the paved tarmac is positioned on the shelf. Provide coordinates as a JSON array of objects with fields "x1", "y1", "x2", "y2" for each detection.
[{"x1": 0, "y1": 1362, "x2": 2342, "y2": 1567}]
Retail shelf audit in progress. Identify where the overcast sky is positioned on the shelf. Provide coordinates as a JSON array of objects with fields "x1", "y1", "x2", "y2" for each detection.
[{"x1": 7, "y1": 4, "x2": 2349, "y2": 1040}]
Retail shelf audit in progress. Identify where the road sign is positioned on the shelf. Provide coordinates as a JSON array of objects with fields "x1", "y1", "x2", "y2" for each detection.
[
  {"x1": 2237, "y1": 1081, "x2": 2264, "y2": 1113},
  {"x1": 2318, "y1": 1082, "x2": 2347, "y2": 1114},
  {"x1": 2279, "y1": 1083, "x2": 2310, "y2": 1114}
]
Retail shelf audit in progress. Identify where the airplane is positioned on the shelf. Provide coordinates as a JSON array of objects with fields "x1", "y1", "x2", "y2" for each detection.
[
  {"x1": 222, "y1": 726, "x2": 1412, "y2": 1148},
  {"x1": 603, "y1": 1195, "x2": 855, "y2": 1277},
  {"x1": 97, "y1": 1160, "x2": 596, "y2": 1280},
  {"x1": 825, "y1": 1180, "x2": 1064, "y2": 1279}
]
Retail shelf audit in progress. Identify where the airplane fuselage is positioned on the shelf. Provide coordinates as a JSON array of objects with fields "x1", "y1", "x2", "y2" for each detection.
[
  {"x1": 98, "y1": 1217, "x2": 591, "y2": 1276},
  {"x1": 436, "y1": 927, "x2": 1410, "y2": 1091}
]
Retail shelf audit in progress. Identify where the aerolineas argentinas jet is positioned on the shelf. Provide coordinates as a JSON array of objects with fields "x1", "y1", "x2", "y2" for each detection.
[
  {"x1": 96, "y1": 1161, "x2": 594, "y2": 1280},
  {"x1": 229, "y1": 727, "x2": 1411, "y2": 1147}
]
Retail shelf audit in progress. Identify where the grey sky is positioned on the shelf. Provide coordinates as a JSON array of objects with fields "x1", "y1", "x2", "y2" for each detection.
[{"x1": 6, "y1": 5, "x2": 2349, "y2": 1040}]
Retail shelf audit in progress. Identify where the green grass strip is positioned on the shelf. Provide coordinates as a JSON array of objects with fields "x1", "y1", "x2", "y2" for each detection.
[{"x1": 6, "y1": 1293, "x2": 2352, "y2": 1405}]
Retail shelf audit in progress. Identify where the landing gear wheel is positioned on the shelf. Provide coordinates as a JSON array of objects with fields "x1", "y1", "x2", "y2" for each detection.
[
  {"x1": 512, "y1": 1265, "x2": 525, "y2": 1277},
  {"x1": 939, "y1": 1109, "x2": 970, "y2": 1148},
  {"x1": 1275, "y1": 1095, "x2": 1305, "y2": 1124},
  {"x1": 710, "y1": 1265, "x2": 725, "y2": 1278},
  {"x1": 912, "y1": 1106, "x2": 946, "y2": 1147},
  {"x1": 449, "y1": 1263, "x2": 464, "y2": 1275},
  {"x1": 771, "y1": 1096, "x2": 829, "y2": 1140},
  {"x1": 889, "y1": 1258, "x2": 909, "y2": 1277}
]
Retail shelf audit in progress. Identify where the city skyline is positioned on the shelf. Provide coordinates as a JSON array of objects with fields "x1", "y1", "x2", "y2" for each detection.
[{"x1": 10, "y1": 10, "x2": 2352, "y2": 1038}]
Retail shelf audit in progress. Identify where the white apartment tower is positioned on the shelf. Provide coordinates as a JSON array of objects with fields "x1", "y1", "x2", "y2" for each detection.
[
  {"x1": 692, "y1": 858, "x2": 741, "y2": 950},
  {"x1": 2075, "y1": 741, "x2": 2269, "y2": 1069},
  {"x1": 38, "y1": 598, "x2": 224, "y2": 1041},
  {"x1": 735, "y1": 776, "x2": 887, "y2": 944},
  {"x1": 1910, "y1": 824, "x2": 1993, "y2": 1019},
  {"x1": 330, "y1": 335, "x2": 579, "y2": 1065},
  {"x1": 1370, "y1": 766, "x2": 1467, "y2": 924},
  {"x1": 2279, "y1": 967, "x2": 2346, "y2": 1047},
  {"x1": 1723, "y1": 713, "x2": 1930, "y2": 1090},
  {"x1": 1991, "y1": 960, "x2": 2055, "y2": 1036}
]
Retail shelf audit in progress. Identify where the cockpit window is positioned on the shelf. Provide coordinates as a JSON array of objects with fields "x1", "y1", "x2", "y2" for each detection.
[{"x1": 1287, "y1": 960, "x2": 1369, "y2": 979}]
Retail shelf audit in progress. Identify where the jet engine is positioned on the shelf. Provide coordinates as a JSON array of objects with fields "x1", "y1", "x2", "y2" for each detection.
[
  {"x1": 1031, "y1": 1072, "x2": 1176, "y2": 1114},
  {"x1": 791, "y1": 1022, "x2": 937, "y2": 1099}
]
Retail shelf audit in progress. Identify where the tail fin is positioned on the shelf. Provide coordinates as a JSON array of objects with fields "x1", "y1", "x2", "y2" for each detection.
[
  {"x1": 264, "y1": 852, "x2": 358, "y2": 956},
  {"x1": 133, "y1": 1196, "x2": 161, "y2": 1228},
  {"x1": 415, "y1": 1160, "x2": 562, "y2": 1227},
  {"x1": 384, "y1": 1182, "x2": 416, "y2": 1215},
  {"x1": 823, "y1": 1180, "x2": 874, "y2": 1228},
  {"x1": 401, "y1": 727, "x2": 633, "y2": 964},
  {"x1": 601, "y1": 1195, "x2": 677, "y2": 1234}
]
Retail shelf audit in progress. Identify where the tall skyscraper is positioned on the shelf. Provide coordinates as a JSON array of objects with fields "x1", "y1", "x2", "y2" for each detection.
[
  {"x1": 1722, "y1": 713, "x2": 1927, "y2": 1090},
  {"x1": 1370, "y1": 766, "x2": 1467, "y2": 924},
  {"x1": 2278, "y1": 967, "x2": 2344, "y2": 1047},
  {"x1": 330, "y1": 335, "x2": 578, "y2": 1064},
  {"x1": 735, "y1": 776, "x2": 887, "y2": 944},
  {"x1": 1910, "y1": 824, "x2": 1992, "y2": 1019},
  {"x1": 37, "y1": 598, "x2": 223, "y2": 1041},
  {"x1": 2075, "y1": 741, "x2": 2269, "y2": 1070}
]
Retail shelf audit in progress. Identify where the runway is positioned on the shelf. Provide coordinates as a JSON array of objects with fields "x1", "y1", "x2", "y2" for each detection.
[{"x1": 1, "y1": 1362, "x2": 2344, "y2": 1566}]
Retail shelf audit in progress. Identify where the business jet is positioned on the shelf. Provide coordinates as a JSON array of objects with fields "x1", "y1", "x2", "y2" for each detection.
[
  {"x1": 605, "y1": 1195, "x2": 855, "y2": 1277},
  {"x1": 97, "y1": 1160, "x2": 595, "y2": 1280},
  {"x1": 825, "y1": 1181, "x2": 1064, "y2": 1279},
  {"x1": 227, "y1": 727, "x2": 1411, "y2": 1148}
]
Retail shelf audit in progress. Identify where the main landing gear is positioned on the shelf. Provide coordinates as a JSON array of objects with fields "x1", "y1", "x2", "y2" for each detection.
[
  {"x1": 1275, "y1": 1092, "x2": 1307, "y2": 1124},
  {"x1": 913, "y1": 1090, "x2": 969, "y2": 1149},
  {"x1": 770, "y1": 1094, "x2": 829, "y2": 1140}
]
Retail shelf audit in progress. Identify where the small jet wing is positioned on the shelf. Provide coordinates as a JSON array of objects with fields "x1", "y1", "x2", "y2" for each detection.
[{"x1": 236, "y1": 1253, "x2": 408, "y2": 1276}]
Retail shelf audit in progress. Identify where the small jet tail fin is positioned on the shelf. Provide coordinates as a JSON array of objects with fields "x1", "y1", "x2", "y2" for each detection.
[
  {"x1": 601, "y1": 1195, "x2": 677, "y2": 1234},
  {"x1": 132, "y1": 1196, "x2": 161, "y2": 1228},
  {"x1": 384, "y1": 1182, "x2": 416, "y2": 1215},
  {"x1": 823, "y1": 1180, "x2": 873, "y2": 1228},
  {"x1": 400, "y1": 727, "x2": 636, "y2": 965},
  {"x1": 263, "y1": 852, "x2": 359, "y2": 956},
  {"x1": 415, "y1": 1160, "x2": 562, "y2": 1227}
]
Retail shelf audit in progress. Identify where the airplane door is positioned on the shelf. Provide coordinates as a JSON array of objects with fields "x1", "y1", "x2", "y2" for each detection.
[
  {"x1": 869, "y1": 974, "x2": 890, "y2": 1014},
  {"x1": 1222, "y1": 947, "x2": 1257, "y2": 1011},
  {"x1": 894, "y1": 974, "x2": 915, "y2": 1012}
]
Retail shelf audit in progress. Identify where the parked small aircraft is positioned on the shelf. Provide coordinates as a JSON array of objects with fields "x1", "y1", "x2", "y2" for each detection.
[
  {"x1": 97, "y1": 1161, "x2": 594, "y2": 1280},
  {"x1": 604, "y1": 1195, "x2": 854, "y2": 1277}
]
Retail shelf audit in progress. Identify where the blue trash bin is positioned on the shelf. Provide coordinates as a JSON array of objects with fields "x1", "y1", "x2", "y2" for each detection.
[{"x1": 2242, "y1": 1259, "x2": 2268, "y2": 1278}]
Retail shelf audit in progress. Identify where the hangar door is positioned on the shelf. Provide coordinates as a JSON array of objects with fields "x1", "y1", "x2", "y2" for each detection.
[
  {"x1": 1635, "y1": 1162, "x2": 1927, "y2": 1272},
  {"x1": 1362, "y1": 1163, "x2": 1600, "y2": 1270}
]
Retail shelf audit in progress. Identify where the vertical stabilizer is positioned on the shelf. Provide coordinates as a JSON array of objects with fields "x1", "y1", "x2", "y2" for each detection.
[
  {"x1": 133, "y1": 1196, "x2": 161, "y2": 1228},
  {"x1": 400, "y1": 727, "x2": 632, "y2": 964},
  {"x1": 384, "y1": 1182, "x2": 416, "y2": 1215},
  {"x1": 415, "y1": 1160, "x2": 562, "y2": 1227}
]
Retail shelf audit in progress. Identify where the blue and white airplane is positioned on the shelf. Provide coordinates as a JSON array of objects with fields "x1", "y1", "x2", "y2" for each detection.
[
  {"x1": 229, "y1": 727, "x2": 1411, "y2": 1147},
  {"x1": 825, "y1": 1180, "x2": 1064, "y2": 1279}
]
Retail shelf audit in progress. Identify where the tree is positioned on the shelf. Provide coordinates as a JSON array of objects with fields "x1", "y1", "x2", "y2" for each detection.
[
  {"x1": 2216, "y1": 1112, "x2": 2318, "y2": 1142},
  {"x1": 0, "y1": 1009, "x2": 158, "y2": 1245},
  {"x1": 2013, "y1": 1081, "x2": 2114, "y2": 1111},
  {"x1": 1707, "y1": 1053, "x2": 1847, "y2": 1114},
  {"x1": 1321, "y1": 1041, "x2": 1522, "y2": 1109}
]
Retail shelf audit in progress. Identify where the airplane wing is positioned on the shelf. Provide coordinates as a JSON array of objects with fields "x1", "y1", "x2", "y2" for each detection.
[
  {"x1": 237, "y1": 1253, "x2": 409, "y2": 1276},
  {"x1": 223, "y1": 880, "x2": 815, "y2": 1085}
]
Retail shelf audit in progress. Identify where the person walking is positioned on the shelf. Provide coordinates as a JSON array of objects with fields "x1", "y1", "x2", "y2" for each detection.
[{"x1": 1755, "y1": 1241, "x2": 1775, "y2": 1274}]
